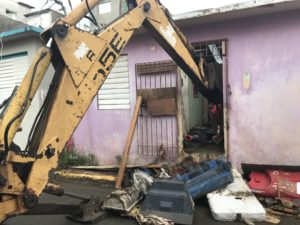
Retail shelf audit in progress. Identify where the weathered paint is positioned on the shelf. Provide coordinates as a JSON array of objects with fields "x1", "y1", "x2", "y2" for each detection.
[
  {"x1": 136, "y1": 69, "x2": 178, "y2": 159},
  {"x1": 73, "y1": 34, "x2": 171, "y2": 165},
  {"x1": 73, "y1": 10, "x2": 300, "y2": 168}
]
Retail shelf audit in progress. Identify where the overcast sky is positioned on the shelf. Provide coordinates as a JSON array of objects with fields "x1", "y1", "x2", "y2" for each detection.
[{"x1": 19, "y1": 0, "x2": 247, "y2": 15}]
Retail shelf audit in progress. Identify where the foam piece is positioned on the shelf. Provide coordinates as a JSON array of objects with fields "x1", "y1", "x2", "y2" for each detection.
[{"x1": 207, "y1": 168, "x2": 266, "y2": 222}]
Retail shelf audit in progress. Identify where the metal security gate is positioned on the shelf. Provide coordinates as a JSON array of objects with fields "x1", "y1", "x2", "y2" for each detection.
[{"x1": 136, "y1": 61, "x2": 178, "y2": 159}]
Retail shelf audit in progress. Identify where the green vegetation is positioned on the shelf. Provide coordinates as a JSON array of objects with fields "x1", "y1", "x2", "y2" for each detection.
[{"x1": 58, "y1": 149, "x2": 98, "y2": 170}]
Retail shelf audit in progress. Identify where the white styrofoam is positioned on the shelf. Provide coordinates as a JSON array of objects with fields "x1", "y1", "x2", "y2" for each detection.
[{"x1": 207, "y1": 168, "x2": 266, "y2": 222}]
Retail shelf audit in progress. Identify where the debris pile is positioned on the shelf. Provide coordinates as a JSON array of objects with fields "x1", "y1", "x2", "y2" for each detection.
[
  {"x1": 54, "y1": 158, "x2": 300, "y2": 225},
  {"x1": 247, "y1": 169, "x2": 300, "y2": 223},
  {"x1": 101, "y1": 158, "x2": 234, "y2": 224},
  {"x1": 207, "y1": 168, "x2": 266, "y2": 222}
]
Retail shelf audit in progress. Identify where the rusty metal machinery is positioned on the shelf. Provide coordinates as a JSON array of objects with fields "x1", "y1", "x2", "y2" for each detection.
[
  {"x1": 103, "y1": 170, "x2": 154, "y2": 212},
  {"x1": 29, "y1": 183, "x2": 107, "y2": 223},
  {"x1": 0, "y1": 0, "x2": 221, "y2": 222}
]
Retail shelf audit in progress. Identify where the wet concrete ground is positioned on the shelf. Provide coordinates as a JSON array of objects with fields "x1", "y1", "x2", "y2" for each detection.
[{"x1": 4, "y1": 179, "x2": 300, "y2": 225}]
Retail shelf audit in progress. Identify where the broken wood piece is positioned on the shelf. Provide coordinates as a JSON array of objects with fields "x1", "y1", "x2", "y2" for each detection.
[
  {"x1": 270, "y1": 205, "x2": 298, "y2": 215},
  {"x1": 136, "y1": 61, "x2": 176, "y2": 75},
  {"x1": 147, "y1": 98, "x2": 176, "y2": 116},
  {"x1": 71, "y1": 164, "x2": 162, "y2": 171},
  {"x1": 265, "y1": 208, "x2": 300, "y2": 219},
  {"x1": 243, "y1": 218, "x2": 255, "y2": 225},
  {"x1": 264, "y1": 212, "x2": 281, "y2": 224},
  {"x1": 136, "y1": 214, "x2": 174, "y2": 225},
  {"x1": 115, "y1": 96, "x2": 142, "y2": 189},
  {"x1": 137, "y1": 88, "x2": 176, "y2": 104},
  {"x1": 54, "y1": 170, "x2": 116, "y2": 182}
]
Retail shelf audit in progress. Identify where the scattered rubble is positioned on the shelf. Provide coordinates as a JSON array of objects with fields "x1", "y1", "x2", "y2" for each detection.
[
  {"x1": 207, "y1": 168, "x2": 266, "y2": 222},
  {"x1": 58, "y1": 159, "x2": 300, "y2": 225},
  {"x1": 136, "y1": 214, "x2": 174, "y2": 225},
  {"x1": 99, "y1": 158, "x2": 237, "y2": 225},
  {"x1": 264, "y1": 211, "x2": 281, "y2": 224}
]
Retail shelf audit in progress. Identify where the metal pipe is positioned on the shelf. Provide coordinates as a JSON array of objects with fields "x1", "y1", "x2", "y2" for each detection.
[{"x1": 185, "y1": 135, "x2": 199, "y2": 142}]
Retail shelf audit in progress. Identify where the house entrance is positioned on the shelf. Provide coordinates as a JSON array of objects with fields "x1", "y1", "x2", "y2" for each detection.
[{"x1": 135, "y1": 61, "x2": 179, "y2": 160}]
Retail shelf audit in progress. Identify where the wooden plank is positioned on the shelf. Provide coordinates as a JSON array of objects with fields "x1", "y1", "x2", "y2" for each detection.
[
  {"x1": 115, "y1": 96, "x2": 142, "y2": 189},
  {"x1": 136, "y1": 60, "x2": 176, "y2": 74},
  {"x1": 71, "y1": 164, "x2": 162, "y2": 170},
  {"x1": 147, "y1": 98, "x2": 176, "y2": 116},
  {"x1": 137, "y1": 87, "x2": 176, "y2": 103},
  {"x1": 54, "y1": 171, "x2": 116, "y2": 182}
]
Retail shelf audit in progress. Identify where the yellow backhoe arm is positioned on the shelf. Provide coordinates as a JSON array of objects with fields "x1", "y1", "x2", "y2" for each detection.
[{"x1": 0, "y1": 0, "x2": 221, "y2": 222}]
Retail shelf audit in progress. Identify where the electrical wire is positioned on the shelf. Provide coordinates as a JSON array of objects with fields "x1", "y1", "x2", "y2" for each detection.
[
  {"x1": 0, "y1": 17, "x2": 40, "y2": 33},
  {"x1": 54, "y1": 0, "x2": 67, "y2": 15},
  {"x1": 0, "y1": 0, "x2": 99, "y2": 33},
  {"x1": 68, "y1": 0, "x2": 73, "y2": 10},
  {"x1": 82, "y1": 0, "x2": 99, "y2": 28},
  {"x1": 68, "y1": 0, "x2": 99, "y2": 27},
  {"x1": 0, "y1": 0, "x2": 66, "y2": 33},
  {"x1": 0, "y1": 8, "x2": 52, "y2": 33}
]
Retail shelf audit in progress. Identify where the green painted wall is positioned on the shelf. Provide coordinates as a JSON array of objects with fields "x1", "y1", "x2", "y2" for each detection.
[{"x1": 181, "y1": 71, "x2": 202, "y2": 132}]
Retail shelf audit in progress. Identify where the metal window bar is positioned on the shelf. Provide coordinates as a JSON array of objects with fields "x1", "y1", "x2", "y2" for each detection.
[
  {"x1": 135, "y1": 61, "x2": 178, "y2": 159},
  {"x1": 191, "y1": 39, "x2": 225, "y2": 58}
]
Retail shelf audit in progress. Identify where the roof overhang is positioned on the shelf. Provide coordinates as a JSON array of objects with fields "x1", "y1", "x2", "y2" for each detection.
[
  {"x1": 1, "y1": 26, "x2": 43, "y2": 42},
  {"x1": 134, "y1": 0, "x2": 300, "y2": 35},
  {"x1": 173, "y1": 0, "x2": 300, "y2": 27}
]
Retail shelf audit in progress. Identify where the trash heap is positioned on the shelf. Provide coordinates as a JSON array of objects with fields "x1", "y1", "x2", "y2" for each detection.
[
  {"x1": 102, "y1": 158, "x2": 235, "y2": 225},
  {"x1": 247, "y1": 169, "x2": 300, "y2": 224},
  {"x1": 56, "y1": 155, "x2": 300, "y2": 224}
]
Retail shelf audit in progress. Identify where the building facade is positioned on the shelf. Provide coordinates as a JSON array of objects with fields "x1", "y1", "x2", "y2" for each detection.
[
  {"x1": 73, "y1": 0, "x2": 300, "y2": 169},
  {"x1": 0, "y1": 1, "x2": 59, "y2": 149}
]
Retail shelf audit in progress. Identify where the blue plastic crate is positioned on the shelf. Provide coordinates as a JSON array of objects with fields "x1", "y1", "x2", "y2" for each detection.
[{"x1": 176, "y1": 159, "x2": 234, "y2": 199}]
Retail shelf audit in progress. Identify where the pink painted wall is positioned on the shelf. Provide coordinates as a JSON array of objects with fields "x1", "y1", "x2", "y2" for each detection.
[
  {"x1": 73, "y1": 31, "x2": 171, "y2": 165},
  {"x1": 74, "y1": 10, "x2": 300, "y2": 168}
]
